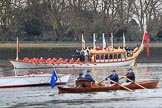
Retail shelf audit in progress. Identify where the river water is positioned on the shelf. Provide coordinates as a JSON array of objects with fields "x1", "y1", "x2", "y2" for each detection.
[{"x1": 0, "y1": 61, "x2": 162, "y2": 108}]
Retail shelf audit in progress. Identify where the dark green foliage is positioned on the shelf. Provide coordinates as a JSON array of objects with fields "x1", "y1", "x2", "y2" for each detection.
[
  {"x1": 0, "y1": 0, "x2": 161, "y2": 41},
  {"x1": 157, "y1": 31, "x2": 162, "y2": 38},
  {"x1": 24, "y1": 18, "x2": 43, "y2": 36}
]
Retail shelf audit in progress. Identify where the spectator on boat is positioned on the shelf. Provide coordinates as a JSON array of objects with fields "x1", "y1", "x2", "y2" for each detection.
[
  {"x1": 73, "y1": 50, "x2": 80, "y2": 58},
  {"x1": 84, "y1": 70, "x2": 95, "y2": 82},
  {"x1": 105, "y1": 69, "x2": 119, "y2": 84},
  {"x1": 80, "y1": 51, "x2": 85, "y2": 62},
  {"x1": 84, "y1": 47, "x2": 90, "y2": 62},
  {"x1": 123, "y1": 68, "x2": 135, "y2": 83}
]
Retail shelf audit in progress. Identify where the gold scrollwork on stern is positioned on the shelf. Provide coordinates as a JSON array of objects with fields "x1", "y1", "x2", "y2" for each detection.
[{"x1": 106, "y1": 46, "x2": 114, "y2": 52}]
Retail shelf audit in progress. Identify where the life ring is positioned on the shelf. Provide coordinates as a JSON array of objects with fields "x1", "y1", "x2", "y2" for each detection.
[{"x1": 106, "y1": 46, "x2": 114, "y2": 52}]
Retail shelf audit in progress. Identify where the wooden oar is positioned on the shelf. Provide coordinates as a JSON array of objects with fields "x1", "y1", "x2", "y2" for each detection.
[
  {"x1": 109, "y1": 79, "x2": 132, "y2": 91},
  {"x1": 119, "y1": 76, "x2": 125, "y2": 80},
  {"x1": 92, "y1": 79, "x2": 106, "y2": 87},
  {"x1": 98, "y1": 79, "x2": 106, "y2": 84},
  {"x1": 125, "y1": 77, "x2": 146, "y2": 89}
]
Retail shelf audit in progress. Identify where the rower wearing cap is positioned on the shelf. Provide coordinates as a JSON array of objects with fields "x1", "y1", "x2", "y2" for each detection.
[
  {"x1": 84, "y1": 69, "x2": 95, "y2": 82},
  {"x1": 124, "y1": 68, "x2": 135, "y2": 82},
  {"x1": 105, "y1": 69, "x2": 119, "y2": 84},
  {"x1": 77, "y1": 72, "x2": 84, "y2": 80},
  {"x1": 75, "y1": 72, "x2": 85, "y2": 88}
]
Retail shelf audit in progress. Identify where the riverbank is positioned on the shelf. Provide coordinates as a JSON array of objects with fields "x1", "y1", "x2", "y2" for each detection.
[
  {"x1": 1, "y1": 41, "x2": 162, "y2": 48},
  {"x1": 0, "y1": 42, "x2": 161, "y2": 63},
  {"x1": 0, "y1": 48, "x2": 161, "y2": 63}
]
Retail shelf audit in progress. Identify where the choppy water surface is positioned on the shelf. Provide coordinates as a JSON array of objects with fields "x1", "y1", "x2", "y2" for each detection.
[{"x1": 0, "y1": 63, "x2": 162, "y2": 108}]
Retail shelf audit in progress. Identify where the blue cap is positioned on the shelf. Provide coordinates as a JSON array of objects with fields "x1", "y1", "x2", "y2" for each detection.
[
  {"x1": 79, "y1": 72, "x2": 83, "y2": 75},
  {"x1": 86, "y1": 70, "x2": 91, "y2": 73},
  {"x1": 111, "y1": 69, "x2": 116, "y2": 72},
  {"x1": 128, "y1": 68, "x2": 132, "y2": 71}
]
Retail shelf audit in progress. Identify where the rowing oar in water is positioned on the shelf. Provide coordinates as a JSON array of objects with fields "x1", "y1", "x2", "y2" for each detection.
[
  {"x1": 109, "y1": 79, "x2": 132, "y2": 92},
  {"x1": 125, "y1": 77, "x2": 146, "y2": 89}
]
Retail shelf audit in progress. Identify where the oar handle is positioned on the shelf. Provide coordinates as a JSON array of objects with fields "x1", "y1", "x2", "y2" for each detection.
[
  {"x1": 108, "y1": 79, "x2": 132, "y2": 91},
  {"x1": 119, "y1": 76, "x2": 125, "y2": 80},
  {"x1": 125, "y1": 77, "x2": 146, "y2": 89}
]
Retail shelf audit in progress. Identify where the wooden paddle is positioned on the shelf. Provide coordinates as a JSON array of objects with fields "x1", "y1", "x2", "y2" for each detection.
[
  {"x1": 119, "y1": 76, "x2": 125, "y2": 80},
  {"x1": 108, "y1": 79, "x2": 132, "y2": 91},
  {"x1": 92, "y1": 79, "x2": 106, "y2": 87},
  {"x1": 125, "y1": 77, "x2": 146, "y2": 89}
]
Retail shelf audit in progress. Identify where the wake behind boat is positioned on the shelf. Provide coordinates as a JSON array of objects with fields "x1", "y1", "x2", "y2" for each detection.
[
  {"x1": 10, "y1": 33, "x2": 147, "y2": 69},
  {"x1": 0, "y1": 73, "x2": 70, "y2": 88},
  {"x1": 57, "y1": 79, "x2": 159, "y2": 94}
]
